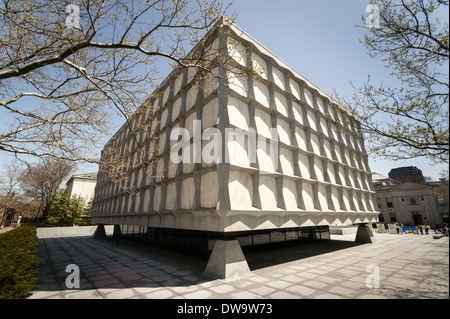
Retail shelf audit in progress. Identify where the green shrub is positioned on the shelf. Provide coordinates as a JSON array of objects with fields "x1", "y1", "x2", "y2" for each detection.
[
  {"x1": 0, "y1": 226, "x2": 41, "y2": 299},
  {"x1": 45, "y1": 190, "x2": 92, "y2": 226}
]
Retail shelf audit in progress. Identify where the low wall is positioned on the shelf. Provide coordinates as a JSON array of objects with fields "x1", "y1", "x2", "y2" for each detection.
[
  {"x1": 329, "y1": 226, "x2": 358, "y2": 235},
  {"x1": 36, "y1": 225, "x2": 114, "y2": 238}
]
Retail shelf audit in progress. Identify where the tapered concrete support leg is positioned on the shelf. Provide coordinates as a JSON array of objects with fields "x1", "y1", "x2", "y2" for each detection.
[
  {"x1": 92, "y1": 224, "x2": 107, "y2": 239},
  {"x1": 355, "y1": 224, "x2": 375, "y2": 243},
  {"x1": 113, "y1": 225, "x2": 122, "y2": 238},
  {"x1": 203, "y1": 239, "x2": 252, "y2": 280}
]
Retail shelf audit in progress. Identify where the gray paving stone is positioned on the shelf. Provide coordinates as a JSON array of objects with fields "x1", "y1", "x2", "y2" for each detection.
[
  {"x1": 145, "y1": 288, "x2": 177, "y2": 299},
  {"x1": 285, "y1": 285, "x2": 317, "y2": 297},
  {"x1": 31, "y1": 233, "x2": 449, "y2": 300}
]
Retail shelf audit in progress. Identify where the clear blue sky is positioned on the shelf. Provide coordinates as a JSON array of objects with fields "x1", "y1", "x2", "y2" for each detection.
[{"x1": 0, "y1": 0, "x2": 448, "y2": 181}]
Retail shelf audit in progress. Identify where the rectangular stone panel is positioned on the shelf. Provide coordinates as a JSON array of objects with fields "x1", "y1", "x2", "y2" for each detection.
[{"x1": 228, "y1": 170, "x2": 253, "y2": 209}]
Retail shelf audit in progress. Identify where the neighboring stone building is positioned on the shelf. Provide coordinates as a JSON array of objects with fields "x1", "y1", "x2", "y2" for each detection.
[
  {"x1": 66, "y1": 173, "x2": 97, "y2": 202},
  {"x1": 373, "y1": 173, "x2": 449, "y2": 226},
  {"x1": 91, "y1": 20, "x2": 378, "y2": 277}
]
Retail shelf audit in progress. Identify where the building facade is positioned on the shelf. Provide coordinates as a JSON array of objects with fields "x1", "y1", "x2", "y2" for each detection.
[
  {"x1": 91, "y1": 21, "x2": 379, "y2": 253},
  {"x1": 66, "y1": 173, "x2": 97, "y2": 202},
  {"x1": 373, "y1": 173, "x2": 449, "y2": 226}
]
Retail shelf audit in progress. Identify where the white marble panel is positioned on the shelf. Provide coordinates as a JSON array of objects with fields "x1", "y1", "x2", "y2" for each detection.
[
  {"x1": 344, "y1": 148, "x2": 351, "y2": 165},
  {"x1": 166, "y1": 182, "x2": 176, "y2": 211},
  {"x1": 302, "y1": 182, "x2": 314, "y2": 211},
  {"x1": 365, "y1": 193, "x2": 374, "y2": 211},
  {"x1": 252, "y1": 53, "x2": 268, "y2": 80},
  {"x1": 323, "y1": 139, "x2": 332, "y2": 159},
  {"x1": 277, "y1": 118, "x2": 291, "y2": 145},
  {"x1": 294, "y1": 126, "x2": 307, "y2": 150},
  {"x1": 170, "y1": 123, "x2": 180, "y2": 150},
  {"x1": 259, "y1": 175, "x2": 277, "y2": 210},
  {"x1": 280, "y1": 147, "x2": 294, "y2": 175},
  {"x1": 356, "y1": 191, "x2": 366, "y2": 211},
  {"x1": 331, "y1": 127, "x2": 340, "y2": 143},
  {"x1": 204, "y1": 69, "x2": 219, "y2": 96},
  {"x1": 183, "y1": 145, "x2": 195, "y2": 174},
  {"x1": 292, "y1": 101, "x2": 304, "y2": 125},
  {"x1": 202, "y1": 98, "x2": 219, "y2": 129},
  {"x1": 327, "y1": 162, "x2": 336, "y2": 184},
  {"x1": 274, "y1": 91, "x2": 288, "y2": 117},
  {"x1": 160, "y1": 108, "x2": 168, "y2": 128},
  {"x1": 307, "y1": 109, "x2": 317, "y2": 132},
  {"x1": 228, "y1": 71, "x2": 248, "y2": 97},
  {"x1": 153, "y1": 186, "x2": 161, "y2": 211},
  {"x1": 173, "y1": 73, "x2": 183, "y2": 97},
  {"x1": 360, "y1": 172, "x2": 369, "y2": 190},
  {"x1": 331, "y1": 187, "x2": 340, "y2": 211},
  {"x1": 186, "y1": 67, "x2": 197, "y2": 86},
  {"x1": 334, "y1": 143, "x2": 343, "y2": 163},
  {"x1": 255, "y1": 108, "x2": 272, "y2": 139},
  {"x1": 254, "y1": 80, "x2": 270, "y2": 108},
  {"x1": 127, "y1": 193, "x2": 134, "y2": 213},
  {"x1": 172, "y1": 97, "x2": 182, "y2": 122},
  {"x1": 298, "y1": 152, "x2": 310, "y2": 179},
  {"x1": 155, "y1": 158, "x2": 165, "y2": 182},
  {"x1": 310, "y1": 132, "x2": 320, "y2": 155},
  {"x1": 257, "y1": 140, "x2": 277, "y2": 173},
  {"x1": 283, "y1": 179, "x2": 298, "y2": 210},
  {"x1": 228, "y1": 171, "x2": 253, "y2": 209},
  {"x1": 143, "y1": 189, "x2": 150, "y2": 212},
  {"x1": 347, "y1": 169, "x2": 355, "y2": 188},
  {"x1": 273, "y1": 67, "x2": 285, "y2": 91},
  {"x1": 186, "y1": 84, "x2": 198, "y2": 111},
  {"x1": 227, "y1": 137, "x2": 251, "y2": 167},
  {"x1": 185, "y1": 112, "x2": 196, "y2": 138},
  {"x1": 316, "y1": 96, "x2": 325, "y2": 114},
  {"x1": 168, "y1": 160, "x2": 178, "y2": 179},
  {"x1": 162, "y1": 85, "x2": 170, "y2": 107},
  {"x1": 342, "y1": 189, "x2": 350, "y2": 211},
  {"x1": 290, "y1": 80, "x2": 301, "y2": 101},
  {"x1": 320, "y1": 117, "x2": 329, "y2": 137},
  {"x1": 228, "y1": 39, "x2": 247, "y2": 66},
  {"x1": 228, "y1": 96, "x2": 250, "y2": 130},
  {"x1": 201, "y1": 171, "x2": 218, "y2": 208},
  {"x1": 318, "y1": 185, "x2": 328, "y2": 210},
  {"x1": 181, "y1": 177, "x2": 195, "y2": 210},
  {"x1": 202, "y1": 132, "x2": 221, "y2": 167},
  {"x1": 338, "y1": 165, "x2": 346, "y2": 186},
  {"x1": 304, "y1": 87, "x2": 313, "y2": 107},
  {"x1": 353, "y1": 170, "x2": 362, "y2": 189},
  {"x1": 314, "y1": 158, "x2": 324, "y2": 181}
]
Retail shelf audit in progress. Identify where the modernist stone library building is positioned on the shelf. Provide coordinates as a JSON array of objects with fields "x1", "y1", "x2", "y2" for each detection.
[{"x1": 92, "y1": 21, "x2": 378, "y2": 274}]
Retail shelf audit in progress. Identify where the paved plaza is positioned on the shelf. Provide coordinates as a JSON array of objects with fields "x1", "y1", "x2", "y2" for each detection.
[{"x1": 30, "y1": 232, "x2": 449, "y2": 299}]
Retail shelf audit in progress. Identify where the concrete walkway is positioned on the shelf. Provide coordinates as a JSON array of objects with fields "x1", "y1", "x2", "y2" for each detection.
[{"x1": 30, "y1": 232, "x2": 449, "y2": 299}]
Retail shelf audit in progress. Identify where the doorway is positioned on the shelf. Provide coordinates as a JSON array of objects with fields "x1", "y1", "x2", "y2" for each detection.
[{"x1": 412, "y1": 212, "x2": 423, "y2": 225}]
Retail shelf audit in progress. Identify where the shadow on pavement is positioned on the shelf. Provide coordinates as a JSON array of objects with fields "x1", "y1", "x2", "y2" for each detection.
[
  {"x1": 243, "y1": 239, "x2": 363, "y2": 271},
  {"x1": 34, "y1": 235, "x2": 364, "y2": 292}
]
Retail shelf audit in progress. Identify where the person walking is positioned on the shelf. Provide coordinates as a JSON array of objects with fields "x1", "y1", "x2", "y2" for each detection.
[{"x1": 424, "y1": 225, "x2": 429, "y2": 235}]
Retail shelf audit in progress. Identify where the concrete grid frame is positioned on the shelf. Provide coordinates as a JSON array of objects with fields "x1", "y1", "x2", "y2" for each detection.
[{"x1": 91, "y1": 19, "x2": 379, "y2": 241}]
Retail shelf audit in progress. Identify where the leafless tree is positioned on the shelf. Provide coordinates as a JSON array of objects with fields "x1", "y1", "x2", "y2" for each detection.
[
  {"x1": 0, "y1": 0, "x2": 239, "y2": 164},
  {"x1": 333, "y1": 0, "x2": 449, "y2": 165},
  {"x1": 0, "y1": 161, "x2": 22, "y2": 226},
  {"x1": 20, "y1": 158, "x2": 76, "y2": 218}
]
